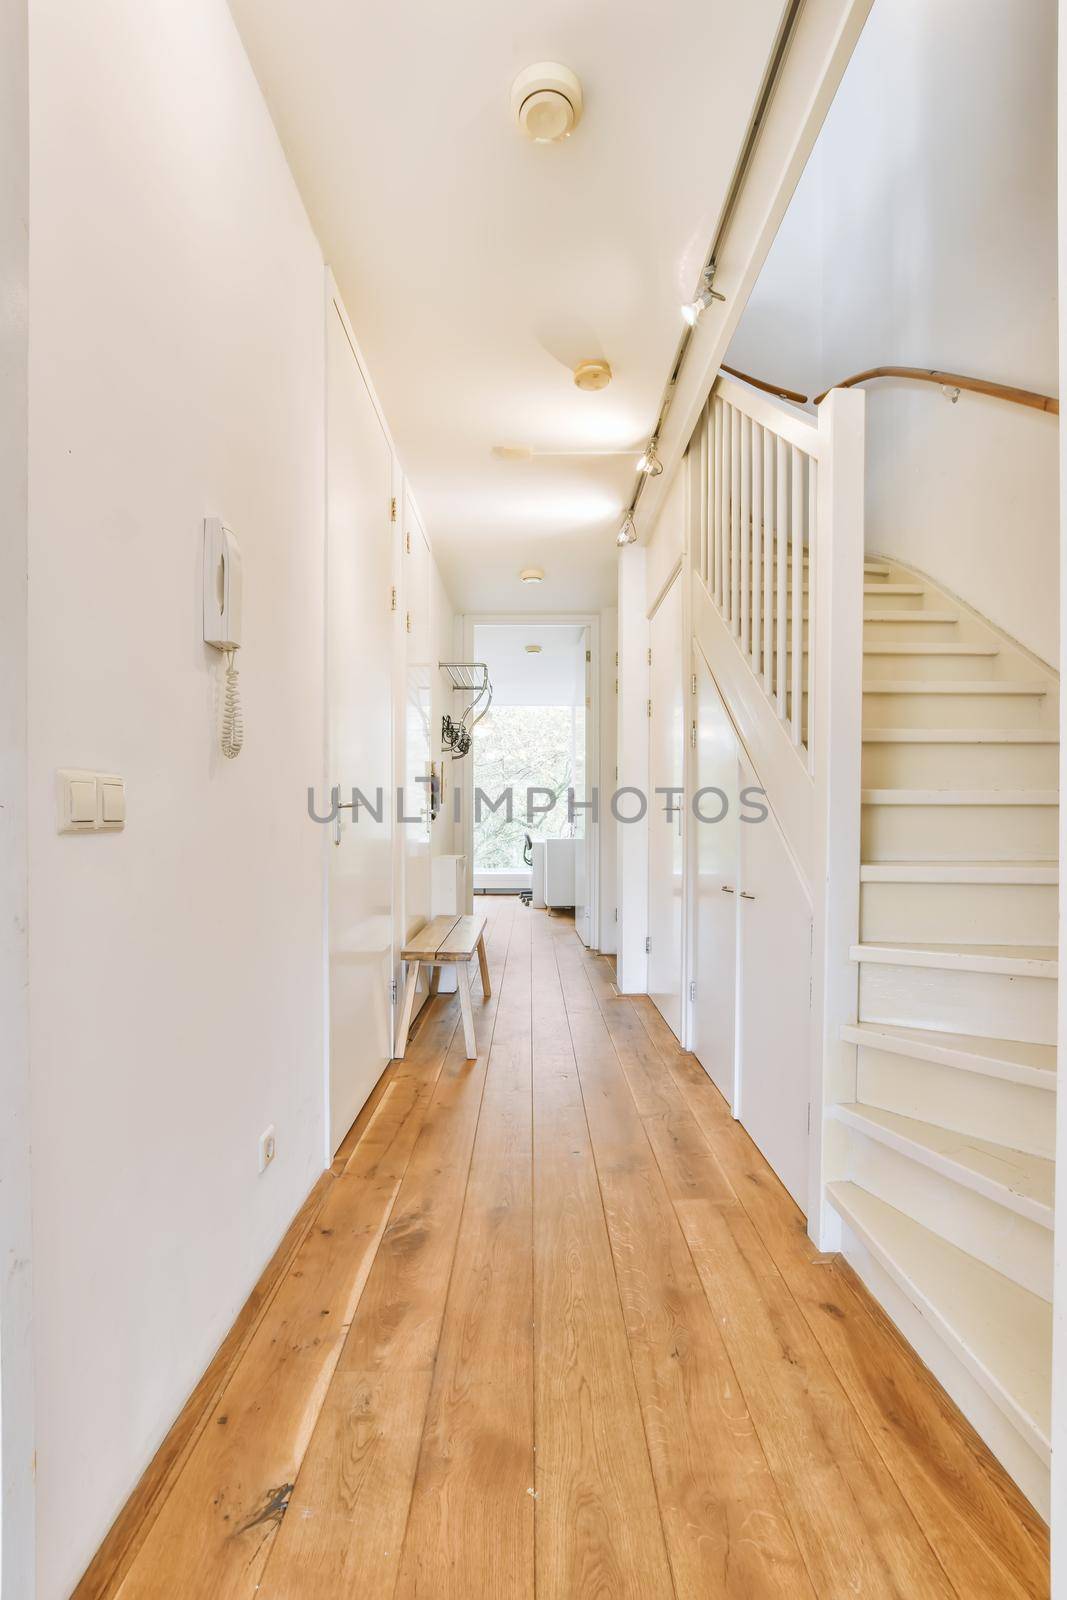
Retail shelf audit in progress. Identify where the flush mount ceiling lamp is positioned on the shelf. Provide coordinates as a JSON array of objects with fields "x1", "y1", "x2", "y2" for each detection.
[
  {"x1": 616, "y1": 515, "x2": 638, "y2": 548},
  {"x1": 573, "y1": 358, "x2": 612, "y2": 392},
  {"x1": 512, "y1": 62, "x2": 584, "y2": 143},
  {"x1": 636, "y1": 440, "x2": 664, "y2": 477},
  {"x1": 524, "y1": 644, "x2": 543, "y2": 654},
  {"x1": 682, "y1": 262, "x2": 726, "y2": 327},
  {"x1": 520, "y1": 567, "x2": 544, "y2": 584}
]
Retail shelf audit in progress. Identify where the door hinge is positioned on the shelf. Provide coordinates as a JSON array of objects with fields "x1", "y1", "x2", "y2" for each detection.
[
  {"x1": 644, "y1": 935, "x2": 651, "y2": 954},
  {"x1": 691, "y1": 672, "x2": 697, "y2": 696},
  {"x1": 390, "y1": 585, "x2": 398, "y2": 611},
  {"x1": 390, "y1": 496, "x2": 397, "y2": 522},
  {"x1": 390, "y1": 977, "x2": 398, "y2": 1004},
  {"x1": 647, "y1": 647, "x2": 653, "y2": 665},
  {"x1": 405, "y1": 530, "x2": 411, "y2": 554},
  {"x1": 585, "y1": 648, "x2": 591, "y2": 663},
  {"x1": 405, "y1": 610, "x2": 413, "y2": 634},
  {"x1": 688, "y1": 979, "x2": 696, "y2": 1002},
  {"x1": 690, "y1": 720, "x2": 697, "y2": 749},
  {"x1": 615, "y1": 651, "x2": 619, "y2": 667},
  {"x1": 614, "y1": 678, "x2": 618, "y2": 695},
  {"x1": 807, "y1": 1102, "x2": 812, "y2": 1134},
  {"x1": 614, "y1": 908, "x2": 618, "y2": 922},
  {"x1": 647, "y1": 699, "x2": 652, "y2": 718}
]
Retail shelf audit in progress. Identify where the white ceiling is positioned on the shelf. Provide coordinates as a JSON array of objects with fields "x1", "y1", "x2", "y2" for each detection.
[
  {"x1": 228, "y1": 0, "x2": 788, "y2": 612},
  {"x1": 474, "y1": 623, "x2": 585, "y2": 707}
]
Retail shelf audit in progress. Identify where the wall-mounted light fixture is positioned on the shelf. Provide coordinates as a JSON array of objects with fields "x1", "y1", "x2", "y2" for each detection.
[{"x1": 682, "y1": 262, "x2": 726, "y2": 327}]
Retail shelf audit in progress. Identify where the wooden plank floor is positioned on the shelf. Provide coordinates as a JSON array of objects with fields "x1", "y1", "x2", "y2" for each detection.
[{"x1": 106, "y1": 898, "x2": 1050, "y2": 1600}]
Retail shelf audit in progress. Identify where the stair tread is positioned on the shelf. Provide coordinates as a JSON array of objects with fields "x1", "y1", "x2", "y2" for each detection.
[
  {"x1": 863, "y1": 728, "x2": 1058, "y2": 743},
  {"x1": 863, "y1": 680, "x2": 1049, "y2": 694},
  {"x1": 865, "y1": 584, "x2": 925, "y2": 594},
  {"x1": 852, "y1": 940, "x2": 1058, "y2": 976},
  {"x1": 828, "y1": 1181, "x2": 1052, "y2": 1453},
  {"x1": 842, "y1": 1021, "x2": 1056, "y2": 1082},
  {"x1": 864, "y1": 611, "x2": 959, "y2": 623},
  {"x1": 860, "y1": 860, "x2": 1058, "y2": 883},
  {"x1": 861, "y1": 789, "x2": 1058, "y2": 805},
  {"x1": 835, "y1": 1102, "x2": 1055, "y2": 1225}
]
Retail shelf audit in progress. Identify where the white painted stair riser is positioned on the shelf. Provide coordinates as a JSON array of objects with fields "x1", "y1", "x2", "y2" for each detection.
[
  {"x1": 861, "y1": 802, "x2": 1058, "y2": 861},
  {"x1": 842, "y1": 1133, "x2": 1053, "y2": 1300},
  {"x1": 862, "y1": 738, "x2": 1059, "y2": 787},
  {"x1": 863, "y1": 687, "x2": 1052, "y2": 731},
  {"x1": 855, "y1": 1044, "x2": 1056, "y2": 1160},
  {"x1": 859, "y1": 879, "x2": 1058, "y2": 945},
  {"x1": 858, "y1": 961, "x2": 1056, "y2": 1046}
]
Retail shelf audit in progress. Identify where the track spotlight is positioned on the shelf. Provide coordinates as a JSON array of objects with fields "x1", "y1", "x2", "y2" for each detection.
[
  {"x1": 636, "y1": 441, "x2": 664, "y2": 477},
  {"x1": 616, "y1": 514, "x2": 638, "y2": 548},
  {"x1": 682, "y1": 263, "x2": 726, "y2": 327}
]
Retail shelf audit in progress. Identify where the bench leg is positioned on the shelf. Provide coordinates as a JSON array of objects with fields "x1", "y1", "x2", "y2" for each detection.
[
  {"x1": 476, "y1": 934, "x2": 491, "y2": 999},
  {"x1": 428, "y1": 964, "x2": 441, "y2": 998},
  {"x1": 394, "y1": 961, "x2": 421, "y2": 1059},
  {"x1": 458, "y1": 966, "x2": 477, "y2": 1060}
]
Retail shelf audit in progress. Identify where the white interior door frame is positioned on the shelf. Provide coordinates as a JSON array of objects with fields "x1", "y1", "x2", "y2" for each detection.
[{"x1": 459, "y1": 611, "x2": 601, "y2": 948}]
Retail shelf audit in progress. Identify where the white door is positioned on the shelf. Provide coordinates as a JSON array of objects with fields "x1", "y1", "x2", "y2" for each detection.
[
  {"x1": 736, "y1": 756, "x2": 812, "y2": 1210},
  {"x1": 648, "y1": 578, "x2": 684, "y2": 1036},
  {"x1": 573, "y1": 627, "x2": 592, "y2": 946},
  {"x1": 326, "y1": 303, "x2": 395, "y2": 1153},
  {"x1": 690, "y1": 647, "x2": 740, "y2": 1106},
  {"x1": 403, "y1": 501, "x2": 432, "y2": 945}
]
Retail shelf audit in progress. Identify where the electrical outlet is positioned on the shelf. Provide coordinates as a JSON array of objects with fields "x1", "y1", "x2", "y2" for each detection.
[{"x1": 258, "y1": 1125, "x2": 277, "y2": 1174}]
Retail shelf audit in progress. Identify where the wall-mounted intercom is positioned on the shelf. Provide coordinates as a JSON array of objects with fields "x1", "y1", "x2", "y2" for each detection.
[{"x1": 203, "y1": 517, "x2": 244, "y2": 758}]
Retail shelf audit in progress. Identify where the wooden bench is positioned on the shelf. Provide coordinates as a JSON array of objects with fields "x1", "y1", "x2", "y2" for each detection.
[{"x1": 396, "y1": 912, "x2": 490, "y2": 1061}]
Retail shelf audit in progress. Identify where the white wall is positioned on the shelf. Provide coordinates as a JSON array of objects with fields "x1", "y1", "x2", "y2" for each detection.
[
  {"x1": 0, "y1": 0, "x2": 34, "y2": 1593},
  {"x1": 27, "y1": 2, "x2": 327, "y2": 1593},
  {"x1": 728, "y1": 0, "x2": 1059, "y2": 665},
  {"x1": 1053, "y1": 9, "x2": 1067, "y2": 1592}
]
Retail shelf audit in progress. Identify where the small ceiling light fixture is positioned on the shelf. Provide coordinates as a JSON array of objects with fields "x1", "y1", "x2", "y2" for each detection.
[
  {"x1": 512, "y1": 62, "x2": 584, "y2": 144},
  {"x1": 524, "y1": 643, "x2": 543, "y2": 654},
  {"x1": 573, "y1": 358, "x2": 612, "y2": 392},
  {"x1": 520, "y1": 567, "x2": 544, "y2": 584},
  {"x1": 636, "y1": 440, "x2": 664, "y2": 477},
  {"x1": 616, "y1": 514, "x2": 638, "y2": 548},
  {"x1": 682, "y1": 262, "x2": 726, "y2": 327}
]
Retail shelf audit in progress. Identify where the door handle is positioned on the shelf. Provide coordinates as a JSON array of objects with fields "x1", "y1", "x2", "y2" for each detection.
[
  {"x1": 721, "y1": 885, "x2": 735, "y2": 894},
  {"x1": 739, "y1": 890, "x2": 756, "y2": 900}
]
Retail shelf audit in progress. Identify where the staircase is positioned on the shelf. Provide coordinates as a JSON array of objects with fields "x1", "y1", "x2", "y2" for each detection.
[{"x1": 826, "y1": 555, "x2": 1057, "y2": 1517}]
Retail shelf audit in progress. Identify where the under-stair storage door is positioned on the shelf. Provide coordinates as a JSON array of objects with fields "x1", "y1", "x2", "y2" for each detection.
[
  {"x1": 648, "y1": 576, "x2": 685, "y2": 1038},
  {"x1": 326, "y1": 302, "x2": 395, "y2": 1154},
  {"x1": 737, "y1": 755, "x2": 812, "y2": 1210},
  {"x1": 690, "y1": 648, "x2": 740, "y2": 1106}
]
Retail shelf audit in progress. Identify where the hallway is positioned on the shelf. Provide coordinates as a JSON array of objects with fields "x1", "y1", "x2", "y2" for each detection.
[{"x1": 101, "y1": 900, "x2": 1047, "y2": 1600}]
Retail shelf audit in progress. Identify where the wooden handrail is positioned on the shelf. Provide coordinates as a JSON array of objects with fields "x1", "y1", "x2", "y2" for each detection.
[
  {"x1": 812, "y1": 365, "x2": 1059, "y2": 414},
  {"x1": 719, "y1": 363, "x2": 810, "y2": 406}
]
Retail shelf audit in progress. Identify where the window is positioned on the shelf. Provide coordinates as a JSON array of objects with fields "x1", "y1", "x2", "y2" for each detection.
[{"x1": 473, "y1": 703, "x2": 585, "y2": 870}]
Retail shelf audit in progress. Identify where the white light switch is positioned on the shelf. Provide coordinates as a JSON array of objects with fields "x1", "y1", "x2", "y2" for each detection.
[
  {"x1": 69, "y1": 779, "x2": 97, "y2": 824},
  {"x1": 101, "y1": 782, "x2": 126, "y2": 824},
  {"x1": 58, "y1": 770, "x2": 126, "y2": 833}
]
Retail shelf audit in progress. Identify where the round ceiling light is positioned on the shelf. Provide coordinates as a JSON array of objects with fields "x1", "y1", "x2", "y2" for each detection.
[
  {"x1": 574, "y1": 358, "x2": 612, "y2": 392},
  {"x1": 525, "y1": 644, "x2": 543, "y2": 654},
  {"x1": 520, "y1": 567, "x2": 544, "y2": 584},
  {"x1": 512, "y1": 63, "x2": 583, "y2": 143}
]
